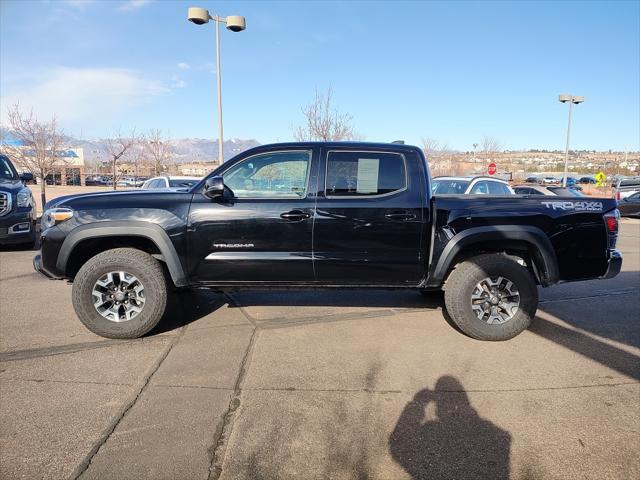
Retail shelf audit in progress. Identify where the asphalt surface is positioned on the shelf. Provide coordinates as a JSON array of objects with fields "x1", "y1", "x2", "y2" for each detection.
[{"x1": 0, "y1": 220, "x2": 638, "y2": 480}]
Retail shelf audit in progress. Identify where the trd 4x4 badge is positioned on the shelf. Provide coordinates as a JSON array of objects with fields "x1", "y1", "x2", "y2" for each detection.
[{"x1": 541, "y1": 201, "x2": 603, "y2": 211}]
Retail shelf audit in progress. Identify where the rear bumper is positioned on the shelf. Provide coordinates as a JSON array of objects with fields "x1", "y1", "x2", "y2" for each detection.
[{"x1": 602, "y1": 250, "x2": 622, "y2": 279}]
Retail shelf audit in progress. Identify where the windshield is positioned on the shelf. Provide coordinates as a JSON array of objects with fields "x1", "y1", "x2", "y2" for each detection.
[
  {"x1": 169, "y1": 179, "x2": 199, "y2": 188},
  {"x1": 431, "y1": 179, "x2": 470, "y2": 195},
  {"x1": 0, "y1": 155, "x2": 18, "y2": 180}
]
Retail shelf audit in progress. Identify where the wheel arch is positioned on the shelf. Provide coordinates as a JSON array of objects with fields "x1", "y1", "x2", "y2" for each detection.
[
  {"x1": 58, "y1": 221, "x2": 188, "y2": 287},
  {"x1": 427, "y1": 225, "x2": 559, "y2": 288}
]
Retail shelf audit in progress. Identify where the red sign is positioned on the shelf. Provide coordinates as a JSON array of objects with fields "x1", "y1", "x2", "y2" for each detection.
[{"x1": 488, "y1": 162, "x2": 497, "y2": 175}]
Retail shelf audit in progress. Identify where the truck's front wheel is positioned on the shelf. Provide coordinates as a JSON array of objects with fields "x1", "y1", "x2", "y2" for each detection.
[
  {"x1": 444, "y1": 254, "x2": 538, "y2": 341},
  {"x1": 72, "y1": 248, "x2": 168, "y2": 339}
]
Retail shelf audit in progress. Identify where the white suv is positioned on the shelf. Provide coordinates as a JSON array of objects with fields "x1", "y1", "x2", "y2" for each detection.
[
  {"x1": 141, "y1": 176, "x2": 201, "y2": 190},
  {"x1": 431, "y1": 176, "x2": 514, "y2": 195}
]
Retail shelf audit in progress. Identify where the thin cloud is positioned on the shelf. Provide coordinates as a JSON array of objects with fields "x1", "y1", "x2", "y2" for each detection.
[
  {"x1": 61, "y1": 0, "x2": 96, "y2": 9},
  {"x1": 117, "y1": 0, "x2": 152, "y2": 12},
  {"x1": 1, "y1": 67, "x2": 168, "y2": 127},
  {"x1": 170, "y1": 75, "x2": 187, "y2": 89},
  {"x1": 177, "y1": 62, "x2": 191, "y2": 70}
]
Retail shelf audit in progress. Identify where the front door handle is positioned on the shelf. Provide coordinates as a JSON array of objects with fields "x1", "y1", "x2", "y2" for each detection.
[
  {"x1": 280, "y1": 209, "x2": 311, "y2": 221},
  {"x1": 384, "y1": 210, "x2": 416, "y2": 221}
]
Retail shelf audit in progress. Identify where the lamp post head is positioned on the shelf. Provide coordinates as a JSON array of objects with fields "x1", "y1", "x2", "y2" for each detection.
[
  {"x1": 226, "y1": 15, "x2": 246, "y2": 32},
  {"x1": 559, "y1": 94, "x2": 585, "y2": 104},
  {"x1": 188, "y1": 7, "x2": 211, "y2": 25}
]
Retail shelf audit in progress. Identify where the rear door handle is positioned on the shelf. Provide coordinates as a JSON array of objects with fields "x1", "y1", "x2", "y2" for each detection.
[
  {"x1": 280, "y1": 209, "x2": 311, "y2": 221},
  {"x1": 384, "y1": 210, "x2": 416, "y2": 221}
]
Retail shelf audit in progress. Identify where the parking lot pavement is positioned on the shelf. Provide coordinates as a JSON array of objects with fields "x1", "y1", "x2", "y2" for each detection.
[{"x1": 0, "y1": 220, "x2": 638, "y2": 480}]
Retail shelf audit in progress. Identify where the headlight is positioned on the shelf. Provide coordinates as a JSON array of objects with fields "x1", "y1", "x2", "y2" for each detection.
[
  {"x1": 42, "y1": 208, "x2": 74, "y2": 230},
  {"x1": 16, "y1": 188, "x2": 33, "y2": 207}
]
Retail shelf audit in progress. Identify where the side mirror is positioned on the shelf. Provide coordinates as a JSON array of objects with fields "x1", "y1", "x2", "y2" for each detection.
[
  {"x1": 19, "y1": 172, "x2": 34, "y2": 184},
  {"x1": 203, "y1": 176, "x2": 225, "y2": 199}
]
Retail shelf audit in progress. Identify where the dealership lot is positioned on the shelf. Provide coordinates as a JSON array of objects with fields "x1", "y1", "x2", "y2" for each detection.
[{"x1": 0, "y1": 221, "x2": 638, "y2": 480}]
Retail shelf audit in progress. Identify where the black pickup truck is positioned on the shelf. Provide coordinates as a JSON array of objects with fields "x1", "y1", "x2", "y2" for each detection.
[{"x1": 34, "y1": 142, "x2": 622, "y2": 341}]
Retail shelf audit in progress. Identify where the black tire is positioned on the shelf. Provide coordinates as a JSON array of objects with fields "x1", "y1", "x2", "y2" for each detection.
[
  {"x1": 443, "y1": 253, "x2": 538, "y2": 341},
  {"x1": 72, "y1": 248, "x2": 168, "y2": 339}
]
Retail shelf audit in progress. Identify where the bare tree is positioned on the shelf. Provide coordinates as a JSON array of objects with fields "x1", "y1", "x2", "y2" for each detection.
[
  {"x1": 144, "y1": 129, "x2": 174, "y2": 175},
  {"x1": 294, "y1": 87, "x2": 357, "y2": 141},
  {"x1": 421, "y1": 137, "x2": 450, "y2": 157},
  {"x1": 421, "y1": 137, "x2": 453, "y2": 175},
  {"x1": 0, "y1": 104, "x2": 67, "y2": 206},
  {"x1": 105, "y1": 129, "x2": 139, "y2": 190},
  {"x1": 481, "y1": 136, "x2": 502, "y2": 154}
]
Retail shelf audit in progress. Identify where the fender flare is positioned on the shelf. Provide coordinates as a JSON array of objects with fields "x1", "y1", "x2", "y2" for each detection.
[
  {"x1": 57, "y1": 221, "x2": 188, "y2": 287},
  {"x1": 427, "y1": 225, "x2": 559, "y2": 287}
]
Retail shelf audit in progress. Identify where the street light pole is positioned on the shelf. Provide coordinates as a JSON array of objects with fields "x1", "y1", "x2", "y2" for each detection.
[
  {"x1": 188, "y1": 7, "x2": 246, "y2": 165},
  {"x1": 562, "y1": 100, "x2": 573, "y2": 187},
  {"x1": 214, "y1": 15, "x2": 224, "y2": 165},
  {"x1": 558, "y1": 94, "x2": 584, "y2": 187}
]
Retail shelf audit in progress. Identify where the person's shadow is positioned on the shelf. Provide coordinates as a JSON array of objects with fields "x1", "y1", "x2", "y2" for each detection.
[{"x1": 389, "y1": 376, "x2": 511, "y2": 479}]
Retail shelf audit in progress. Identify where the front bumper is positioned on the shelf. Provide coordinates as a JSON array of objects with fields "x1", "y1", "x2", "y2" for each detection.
[
  {"x1": 33, "y1": 254, "x2": 62, "y2": 279},
  {"x1": 0, "y1": 210, "x2": 35, "y2": 245},
  {"x1": 33, "y1": 225, "x2": 67, "y2": 279},
  {"x1": 601, "y1": 250, "x2": 623, "y2": 279}
]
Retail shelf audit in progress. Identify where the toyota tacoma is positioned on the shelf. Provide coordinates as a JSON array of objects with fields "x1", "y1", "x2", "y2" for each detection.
[{"x1": 33, "y1": 142, "x2": 622, "y2": 341}]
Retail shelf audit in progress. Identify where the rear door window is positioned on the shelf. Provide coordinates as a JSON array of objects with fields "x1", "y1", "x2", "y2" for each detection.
[
  {"x1": 469, "y1": 181, "x2": 489, "y2": 195},
  {"x1": 325, "y1": 151, "x2": 406, "y2": 197},
  {"x1": 488, "y1": 181, "x2": 511, "y2": 195}
]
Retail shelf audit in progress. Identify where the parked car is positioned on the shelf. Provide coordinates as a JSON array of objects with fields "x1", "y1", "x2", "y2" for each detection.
[
  {"x1": 578, "y1": 176, "x2": 597, "y2": 184},
  {"x1": 116, "y1": 177, "x2": 145, "y2": 188},
  {"x1": 612, "y1": 176, "x2": 640, "y2": 201},
  {"x1": 431, "y1": 176, "x2": 514, "y2": 195},
  {"x1": 85, "y1": 176, "x2": 109, "y2": 186},
  {"x1": 18, "y1": 172, "x2": 36, "y2": 185},
  {"x1": 541, "y1": 176, "x2": 558, "y2": 184},
  {"x1": 141, "y1": 175, "x2": 201, "y2": 190},
  {"x1": 617, "y1": 191, "x2": 640, "y2": 217},
  {"x1": 546, "y1": 186, "x2": 585, "y2": 197},
  {"x1": 559, "y1": 177, "x2": 578, "y2": 187},
  {"x1": 0, "y1": 154, "x2": 37, "y2": 247},
  {"x1": 524, "y1": 176, "x2": 540, "y2": 184},
  {"x1": 34, "y1": 142, "x2": 621, "y2": 342},
  {"x1": 513, "y1": 185, "x2": 584, "y2": 196}
]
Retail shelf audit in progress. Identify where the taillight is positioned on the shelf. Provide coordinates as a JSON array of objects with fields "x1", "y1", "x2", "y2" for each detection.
[
  {"x1": 604, "y1": 209, "x2": 620, "y2": 249},
  {"x1": 616, "y1": 191, "x2": 620, "y2": 201}
]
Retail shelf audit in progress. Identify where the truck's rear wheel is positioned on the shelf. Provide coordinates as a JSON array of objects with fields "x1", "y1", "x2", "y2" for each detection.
[
  {"x1": 444, "y1": 254, "x2": 538, "y2": 341},
  {"x1": 72, "y1": 248, "x2": 167, "y2": 339}
]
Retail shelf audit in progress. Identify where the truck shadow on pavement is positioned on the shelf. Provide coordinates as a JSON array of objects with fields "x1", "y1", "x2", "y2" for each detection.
[
  {"x1": 389, "y1": 375, "x2": 511, "y2": 480},
  {"x1": 146, "y1": 290, "x2": 228, "y2": 335}
]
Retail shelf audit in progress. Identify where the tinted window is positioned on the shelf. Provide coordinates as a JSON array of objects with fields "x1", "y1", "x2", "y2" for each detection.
[
  {"x1": 514, "y1": 187, "x2": 534, "y2": 195},
  {"x1": 326, "y1": 151, "x2": 406, "y2": 197},
  {"x1": 169, "y1": 179, "x2": 198, "y2": 188},
  {"x1": 619, "y1": 179, "x2": 640, "y2": 188},
  {"x1": 469, "y1": 181, "x2": 489, "y2": 195},
  {"x1": 223, "y1": 150, "x2": 311, "y2": 198},
  {"x1": 548, "y1": 187, "x2": 585, "y2": 197},
  {"x1": 149, "y1": 179, "x2": 165, "y2": 189},
  {"x1": 0, "y1": 155, "x2": 17, "y2": 180},
  {"x1": 431, "y1": 179, "x2": 470, "y2": 195},
  {"x1": 488, "y1": 181, "x2": 511, "y2": 195}
]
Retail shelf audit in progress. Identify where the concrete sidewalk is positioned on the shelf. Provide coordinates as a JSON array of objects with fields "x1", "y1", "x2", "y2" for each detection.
[{"x1": 0, "y1": 221, "x2": 638, "y2": 479}]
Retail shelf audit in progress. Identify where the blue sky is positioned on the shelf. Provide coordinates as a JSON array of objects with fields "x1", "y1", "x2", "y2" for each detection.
[{"x1": 1, "y1": 0, "x2": 638, "y2": 151}]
